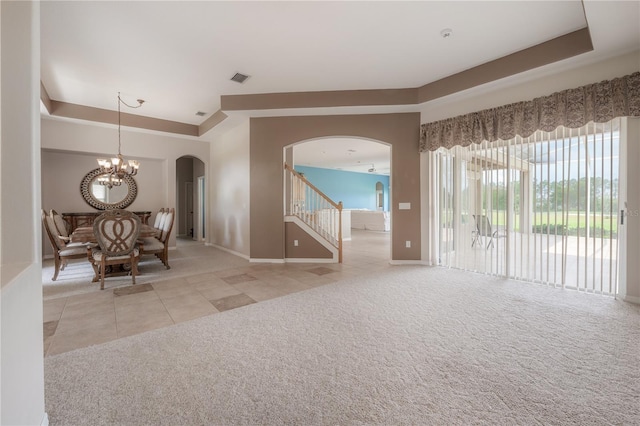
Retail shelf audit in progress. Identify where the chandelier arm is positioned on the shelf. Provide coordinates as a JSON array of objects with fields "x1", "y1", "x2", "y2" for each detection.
[
  {"x1": 97, "y1": 92, "x2": 144, "y2": 187},
  {"x1": 118, "y1": 95, "x2": 145, "y2": 109}
]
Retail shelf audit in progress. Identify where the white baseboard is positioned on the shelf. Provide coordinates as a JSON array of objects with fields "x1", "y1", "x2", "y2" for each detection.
[
  {"x1": 623, "y1": 294, "x2": 640, "y2": 305},
  {"x1": 285, "y1": 258, "x2": 335, "y2": 263},
  {"x1": 389, "y1": 260, "x2": 430, "y2": 265},
  {"x1": 41, "y1": 412, "x2": 49, "y2": 426},
  {"x1": 249, "y1": 258, "x2": 285, "y2": 264},
  {"x1": 207, "y1": 243, "x2": 250, "y2": 260}
]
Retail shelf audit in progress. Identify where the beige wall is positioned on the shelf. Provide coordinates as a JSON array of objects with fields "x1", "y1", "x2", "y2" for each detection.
[
  {"x1": 1, "y1": 2, "x2": 47, "y2": 424},
  {"x1": 209, "y1": 119, "x2": 250, "y2": 257},
  {"x1": 250, "y1": 113, "x2": 421, "y2": 262},
  {"x1": 285, "y1": 222, "x2": 332, "y2": 259}
]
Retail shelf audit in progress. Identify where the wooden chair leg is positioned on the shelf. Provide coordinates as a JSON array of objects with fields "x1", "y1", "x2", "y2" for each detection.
[
  {"x1": 100, "y1": 260, "x2": 106, "y2": 290},
  {"x1": 90, "y1": 262, "x2": 100, "y2": 282},
  {"x1": 52, "y1": 255, "x2": 61, "y2": 281},
  {"x1": 163, "y1": 248, "x2": 170, "y2": 269},
  {"x1": 131, "y1": 257, "x2": 138, "y2": 285}
]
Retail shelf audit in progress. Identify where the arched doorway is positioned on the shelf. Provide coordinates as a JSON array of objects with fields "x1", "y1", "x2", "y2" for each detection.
[
  {"x1": 287, "y1": 137, "x2": 391, "y2": 263},
  {"x1": 176, "y1": 156, "x2": 206, "y2": 241},
  {"x1": 250, "y1": 113, "x2": 421, "y2": 264}
]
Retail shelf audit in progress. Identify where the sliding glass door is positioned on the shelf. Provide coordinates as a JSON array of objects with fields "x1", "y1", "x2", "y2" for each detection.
[{"x1": 433, "y1": 119, "x2": 621, "y2": 295}]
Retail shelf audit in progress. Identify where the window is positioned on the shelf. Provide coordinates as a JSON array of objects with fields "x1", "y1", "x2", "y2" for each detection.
[{"x1": 432, "y1": 119, "x2": 621, "y2": 295}]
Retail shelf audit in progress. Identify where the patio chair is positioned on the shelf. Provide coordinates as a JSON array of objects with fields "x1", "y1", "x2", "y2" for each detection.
[{"x1": 472, "y1": 214, "x2": 505, "y2": 249}]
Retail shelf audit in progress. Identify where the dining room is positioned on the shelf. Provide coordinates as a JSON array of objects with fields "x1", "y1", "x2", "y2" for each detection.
[{"x1": 40, "y1": 116, "x2": 211, "y2": 254}]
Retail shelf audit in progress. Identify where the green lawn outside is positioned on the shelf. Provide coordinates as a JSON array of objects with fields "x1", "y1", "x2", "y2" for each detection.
[{"x1": 484, "y1": 211, "x2": 619, "y2": 235}]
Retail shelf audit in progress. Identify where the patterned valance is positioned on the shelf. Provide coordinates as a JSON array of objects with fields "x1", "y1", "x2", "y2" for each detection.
[{"x1": 420, "y1": 71, "x2": 640, "y2": 151}]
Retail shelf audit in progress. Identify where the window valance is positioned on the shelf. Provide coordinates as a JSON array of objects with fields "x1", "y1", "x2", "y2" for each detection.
[{"x1": 419, "y1": 71, "x2": 640, "y2": 151}]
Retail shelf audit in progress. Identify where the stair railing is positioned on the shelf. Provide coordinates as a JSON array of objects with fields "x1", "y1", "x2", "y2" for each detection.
[{"x1": 284, "y1": 163, "x2": 343, "y2": 263}]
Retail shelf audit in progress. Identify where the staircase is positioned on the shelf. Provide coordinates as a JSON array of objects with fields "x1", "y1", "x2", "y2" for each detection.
[{"x1": 284, "y1": 163, "x2": 343, "y2": 263}]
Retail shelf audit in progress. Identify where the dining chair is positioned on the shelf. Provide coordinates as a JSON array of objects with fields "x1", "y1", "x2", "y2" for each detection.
[
  {"x1": 140, "y1": 207, "x2": 175, "y2": 269},
  {"x1": 152, "y1": 208, "x2": 166, "y2": 229},
  {"x1": 90, "y1": 209, "x2": 142, "y2": 290},
  {"x1": 42, "y1": 209, "x2": 88, "y2": 280},
  {"x1": 49, "y1": 209, "x2": 71, "y2": 240}
]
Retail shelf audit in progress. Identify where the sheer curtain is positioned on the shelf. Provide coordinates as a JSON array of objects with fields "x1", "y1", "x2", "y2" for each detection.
[
  {"x1": 422, "y1": 73, "x2": 639, "y2": 295},
  {"x1": 432, "y1": 120, "x2": 622, "y2": 294}
]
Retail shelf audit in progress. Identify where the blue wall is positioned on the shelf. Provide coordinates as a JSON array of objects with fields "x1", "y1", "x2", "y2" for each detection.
[{"x1": 295, "y1": 166, "x2": 389, "y2": 211}]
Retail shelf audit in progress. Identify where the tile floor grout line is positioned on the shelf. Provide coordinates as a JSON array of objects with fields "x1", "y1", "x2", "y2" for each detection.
[{"x1": 43, "y1": 230, "x2": 392, "y2": 355}]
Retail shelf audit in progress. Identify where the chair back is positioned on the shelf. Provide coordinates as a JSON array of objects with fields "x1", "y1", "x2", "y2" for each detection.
[
  {"x1": 473, "y1": 214, "x2": 494, "y2": 237},
  {"x1": 153, "y1": 208, "x2": 165, "y2": 229},
  {"x1": 49, "y1": 209, "x2": 70, "y2": 237},
  {"x1": 93, "y1": 210, "x2": 141, "y2": 256},
  {"x1": 157, "y1": 211, "x2": 168, "y2": 231},
  {"x1": 42, "y1": 209, "x2": 66, "y2": 250},
  {"x1": 160, "y1": 208, "x2": 175, "y2": 243}
]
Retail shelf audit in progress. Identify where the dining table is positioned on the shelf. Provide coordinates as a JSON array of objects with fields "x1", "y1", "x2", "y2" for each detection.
[{"x1": 70, "y1": 224, "x2": 159, "y2": 243}]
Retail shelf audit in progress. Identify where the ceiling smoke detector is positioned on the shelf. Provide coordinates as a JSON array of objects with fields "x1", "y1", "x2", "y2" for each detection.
[{"x1": 230, "y1": 72, "x2": 250, "y2": 83}]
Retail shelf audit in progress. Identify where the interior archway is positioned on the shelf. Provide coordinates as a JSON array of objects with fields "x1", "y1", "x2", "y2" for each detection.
[
  {"x1": 176, "y1": 156, "x2": 206, "y2": 241},
  {"x1": 250, "y1": 113, "x2": 421, "y2": 263},
  {"x1": 287, "y1": 137, "x2": 392, "y2": 263}
]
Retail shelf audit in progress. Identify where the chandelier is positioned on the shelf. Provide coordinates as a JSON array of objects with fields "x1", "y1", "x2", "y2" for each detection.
[{"x1": 97, "y1": 92, "x2": 144, "y2": 188}]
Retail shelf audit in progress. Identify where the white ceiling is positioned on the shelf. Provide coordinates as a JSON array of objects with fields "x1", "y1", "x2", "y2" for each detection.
[
  {"x1": 40, "y1": 1, "x2": 640, "y2": 173},
  {"x1": 293, "y1": 138, "x2": 392, "y2": 175}
]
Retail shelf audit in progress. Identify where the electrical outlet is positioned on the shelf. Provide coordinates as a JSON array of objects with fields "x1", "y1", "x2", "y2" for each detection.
[
  {"x1": 405, "y1": 240, "x2": 411, "y2": 248},
  {"x1": 294, "y1": 240, "x2": 299, "y2": 247}
]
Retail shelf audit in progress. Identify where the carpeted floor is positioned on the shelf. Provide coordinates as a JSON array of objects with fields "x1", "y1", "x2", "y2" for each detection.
[{"x1": 44, "y1": 266, "x2": 640, "y2": 425}]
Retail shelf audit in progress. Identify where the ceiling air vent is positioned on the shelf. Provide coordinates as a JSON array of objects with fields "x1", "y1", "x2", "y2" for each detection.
[
  {"x1": 230, "y1": 72, "x2": 250, "y2": 83},
  {"x1": 195, "y1": 111, "x2": 206, "y2": 117}
]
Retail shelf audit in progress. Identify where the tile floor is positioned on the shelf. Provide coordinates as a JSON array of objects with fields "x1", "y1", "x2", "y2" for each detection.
[{"x1": 43, "y1": 229, "x2": 391, "y2": 356}]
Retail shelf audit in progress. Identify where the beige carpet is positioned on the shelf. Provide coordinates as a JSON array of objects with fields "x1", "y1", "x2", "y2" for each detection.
[{"x1": 44, "y1": 266, "x2": 640, "y2": 425}]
